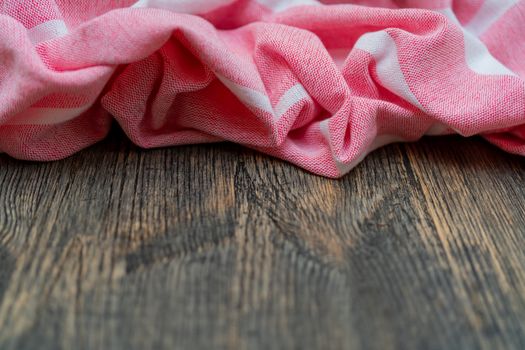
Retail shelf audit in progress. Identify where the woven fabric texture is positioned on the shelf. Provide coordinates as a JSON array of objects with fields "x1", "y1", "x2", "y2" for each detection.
[{"x1": 1, "y1": 0, "x2": 524, "y2": 177}]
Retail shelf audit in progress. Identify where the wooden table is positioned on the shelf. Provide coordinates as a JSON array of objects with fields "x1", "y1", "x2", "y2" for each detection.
[{"x1": 0, "y1": 127, "x2": 524, "y2": 349}]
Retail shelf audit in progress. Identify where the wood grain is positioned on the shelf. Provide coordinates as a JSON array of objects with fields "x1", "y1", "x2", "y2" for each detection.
[{"x1": 0, "y1": 126, "x2": 524, "y2": 350}]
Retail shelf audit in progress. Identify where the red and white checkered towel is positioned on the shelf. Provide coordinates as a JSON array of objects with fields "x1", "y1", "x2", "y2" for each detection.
[{"x1": 1, "y1": 0, "x2": 524, "y2": 177}]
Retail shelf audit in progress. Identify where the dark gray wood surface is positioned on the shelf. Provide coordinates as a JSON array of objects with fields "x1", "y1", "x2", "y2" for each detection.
[{"x1": 0, "y1": 127, "x2": 524, "y2": 350}]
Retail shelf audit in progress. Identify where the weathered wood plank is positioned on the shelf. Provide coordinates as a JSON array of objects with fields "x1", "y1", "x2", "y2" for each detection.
[{"x1": 0, "y1": 128, "x2": 524, "y2": 350}]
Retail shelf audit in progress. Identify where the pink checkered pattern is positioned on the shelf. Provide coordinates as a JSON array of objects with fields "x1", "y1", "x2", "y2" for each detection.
[{"x1": 1, "y1": 0, "x2": 524, "y2": 177}]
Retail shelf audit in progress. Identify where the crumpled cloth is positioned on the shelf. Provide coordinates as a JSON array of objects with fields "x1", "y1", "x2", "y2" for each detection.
[{"x1": 1, "y1": 0, "x2": 524, "y2": 177}]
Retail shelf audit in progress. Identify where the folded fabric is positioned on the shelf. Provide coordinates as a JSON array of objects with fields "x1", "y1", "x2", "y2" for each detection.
[{"x1": 1, "y1": 0, "x2": 524, "y2": 177}]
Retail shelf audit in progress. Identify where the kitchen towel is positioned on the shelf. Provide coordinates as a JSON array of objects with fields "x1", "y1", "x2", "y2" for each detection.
[{"x1": 1, "y1": 0, "x2": 524, "y2": 177}]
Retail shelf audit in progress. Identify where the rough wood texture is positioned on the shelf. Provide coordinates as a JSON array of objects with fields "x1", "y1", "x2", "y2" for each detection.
[{"x1": 0, "y1": 126, "x2": 524, "y2": 350}]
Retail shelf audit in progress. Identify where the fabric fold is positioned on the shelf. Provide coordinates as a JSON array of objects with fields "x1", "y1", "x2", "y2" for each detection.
[{"x1": 1, "y1": 0, "x2": 524, "y2": 177}]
